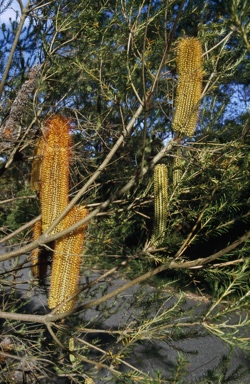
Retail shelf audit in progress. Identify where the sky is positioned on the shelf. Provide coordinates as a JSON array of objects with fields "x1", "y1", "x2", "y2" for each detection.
[{"x1": 0, "y1": 0, "x2": 27, "y2": 24}]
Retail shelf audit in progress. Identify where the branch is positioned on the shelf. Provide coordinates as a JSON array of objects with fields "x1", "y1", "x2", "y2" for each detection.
[
  {"x1": 179, "y1": 230, "x2": 250, "y2": 269},
  {"x1": 0, "y1": 195, "x2": 36, "y2": 205},
  {"x1": 0, "y1": 216, "x2": 40, "y2": 245},
  {"x1": 71, "y1": 229, "x2": 250, "y2": 318},
  {"x1": 1, "y1": 228, "x2": 248, "y2": 325}
]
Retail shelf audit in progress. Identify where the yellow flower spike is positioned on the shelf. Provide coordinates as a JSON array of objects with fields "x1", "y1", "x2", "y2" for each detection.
[
  {"x1": 48, "y1": 205, "x2": 88, "y2": 313},
  {"x1": 40, "y1": 115, "x2": 71, "y2": 234},
  {"x1": 173, "y1": 147, "x2": 182, "y2": 186},
  {"x1": 172, "y1": 37, "x2": 203, "y2": 137},
  {"x1": 152, "y1": 164, "x2": 168, "y2": 245}
]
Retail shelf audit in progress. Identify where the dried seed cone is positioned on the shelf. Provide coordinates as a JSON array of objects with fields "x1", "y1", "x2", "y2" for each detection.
[
  {"x1": 152, "y1": 164, "x2": 168, "y2": 243},
  {"x1": 40, "y1": 115, "x2": 71, "y2": 233},
  {"x1": 172, "y1": 37, "x2": 203, "y2": 136},
  {"x1": 30, "y1": 137, "x2": 45, "y2": 193},
  {"x1": 0, "y1": 337, "x2": 14, "y2": 363},
  {"x1": 48, "y1": 206, "x2": 88, "y2": 313}
]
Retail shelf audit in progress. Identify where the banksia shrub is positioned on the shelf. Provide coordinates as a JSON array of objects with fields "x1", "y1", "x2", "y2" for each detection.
[
  {"x1": 152, "y1": 164, "x2": 168, "y2": 245},
  {"x1": 48, "y1": 205, "x2": 88, "y2": 313},
  {"x1": 172, "y1": 37, "x2": 203, "y2": 137},
  {"x1": 40, "y1": 115, "x2": 71, "y2": 233}
]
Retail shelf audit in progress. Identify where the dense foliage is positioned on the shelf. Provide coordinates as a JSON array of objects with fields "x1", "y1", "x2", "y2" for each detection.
[{"x1": 0, "y1": 0, "x2": 249, "y2": 382}]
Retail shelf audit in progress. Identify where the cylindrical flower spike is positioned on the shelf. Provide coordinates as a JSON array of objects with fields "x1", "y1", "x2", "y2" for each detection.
[
  {"x1": 30, "y1": 137, "x2": 45, "y2": 193},
  {"x1": 172, "y1": 37, "x2": 203, "y2": 137},
  {"x1": 152, "y1": 164, "x2": 168, "y2": 245},
  {"x1": 40, "y1": 115, "x2": 71, "y2": 234},
  {"x1": 48, "y1": 205, "x2": 88, "y2": 313},
  {"x1": 173, "y1": 147, "x2": 182, "y2": 186}
]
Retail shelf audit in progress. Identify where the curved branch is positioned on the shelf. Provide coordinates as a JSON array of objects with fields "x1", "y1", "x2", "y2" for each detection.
[
  {"x1": 0, "y1": 215, "x2": 40, "y2": 245},
  {"x1": 0, "y1": 228, "x2": 248, "y2": 325}
]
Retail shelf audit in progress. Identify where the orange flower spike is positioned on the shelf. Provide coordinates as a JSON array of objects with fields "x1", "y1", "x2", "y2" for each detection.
[
  {"x1": 48, "y1": 206, "x2": 88, "y2": 313},
  {"x1": 40, "y1": 115, "x2": 71, "y2": 234}
]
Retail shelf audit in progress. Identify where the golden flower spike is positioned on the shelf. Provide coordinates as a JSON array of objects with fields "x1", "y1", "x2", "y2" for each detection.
[
  {"x1": 48, "y1": 205, "x2": 88, "y2": 313},
  {"x1": 172, "y1": 37, "x2": 203, "y2": 137},
  {"x1": 152, "y1": 164, "x2": 168, "y2": 245},
  {"x1": 40, "y1": 115, "x2": 71, "y2": 234}
]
